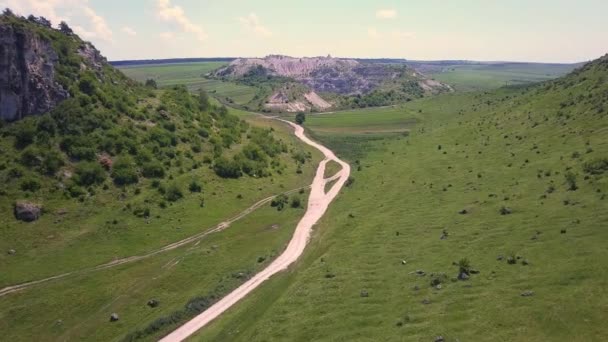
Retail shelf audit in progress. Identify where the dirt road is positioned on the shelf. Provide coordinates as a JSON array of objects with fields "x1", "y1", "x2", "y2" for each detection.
[{"x1": 160, "y1": 120, "x2": 351, "y2": 342}]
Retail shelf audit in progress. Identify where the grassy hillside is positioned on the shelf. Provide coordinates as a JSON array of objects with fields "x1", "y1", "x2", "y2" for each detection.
[
  {"x1": 194, "y1": 56, "x2": 608, "y2": 341},
  {"x1": 0, "y1": 13, "x2": 322, "y2": 341}
]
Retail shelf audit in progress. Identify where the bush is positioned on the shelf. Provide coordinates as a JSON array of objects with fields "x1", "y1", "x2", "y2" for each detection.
[
  {"x1": 565, "y1": 171, "x2": 578, "y2": 191},
  {"x1": 213, "y1": 157, "x2": 242, "y2": 178},
  {"x1": 20, "y1": 178, "x2": 41, "y2": 192},
  {"x1": 583, "y1": 158, "x2": 608, "y2": 175},
  {"x1": 40, "y1": 150, "x2": 64, "y2": 175},
  {"x1": 295, "y1": 112, "x2": 306, "y2": 125},
  {"x1": 271, "y1": 194, "x2": 289, "y2": 211},
  {"x1": 75, "y1": 162, "x2": 106, "y2": 186},
  {"x1": 142, "y1": 161, "x2": 165, "y2": 178},
  {"x1": 165, "y1": 184, "x2": 183, "y2": 202},
  {"x1": 189, "y1": 180, "x2": 202, "y2": 193},
  {"x1": 290, "y1": 196, "x2": 301, "y2": 208},
  {"x1": 112, "y1": 156, "x2": 139, "y2": 185},
  {"x1": 345, "y1": 177, "x2": 355, "y2": 187}
]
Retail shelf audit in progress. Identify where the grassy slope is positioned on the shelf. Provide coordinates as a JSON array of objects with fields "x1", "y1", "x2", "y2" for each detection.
[
  {"x1": 0, "y1": 112, "x2": 322, "y2": 342},
  {"x1": 118, "y1": 63, "x2": 258, "y2": 105},
  {"x1": 430, "y1": 63, "x2": 578, "y2": 91},
  {"x1": 194, "y1": 58, "x2": 608, "y2": 341}
]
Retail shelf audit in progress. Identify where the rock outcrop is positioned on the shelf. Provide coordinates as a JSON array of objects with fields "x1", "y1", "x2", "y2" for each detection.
[
  {"x1": 14, "y1": 201, "x2": 42, "y2": 222},
  {"x1": 0, "y1": 23, "x2": 69, "y2": 121},
  {"x1": 214, "y1": 55, "x2": 451, "y2": 96}
]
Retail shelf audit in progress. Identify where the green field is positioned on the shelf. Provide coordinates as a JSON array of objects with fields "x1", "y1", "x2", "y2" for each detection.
[
  {"x1": 193, "y1": 59, "x2": 608, "y2": 341},
  {"x1": 429, "y1": 63, "x2": 578, "y2": 91},
  {"x1": 118, "y1": 62, "x2": 258, "y2": 106},
  {"x1": 303, "y1": 106, "x2": 421, "y2": 135}
]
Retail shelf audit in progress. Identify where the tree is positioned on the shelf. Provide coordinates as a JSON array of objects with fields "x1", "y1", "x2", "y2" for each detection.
[
  {"x1": 2, "y1": 8, "x2": 14, "y2": 16},
  {"x1": 295, "y1": 112, "x2": 306, "y2": 125},
  {"x1": 199, "y1": 89, "x2": 210, "y2": 112},
  {"x1": 145, "y1": 79, "x2": 158, "y2": 89},
  {"x1": 38, "y1": 16, "x2": 52, "y2": 28},
  {"x1": 59, "y1": 21, "x2": 74, "y2": 35}
]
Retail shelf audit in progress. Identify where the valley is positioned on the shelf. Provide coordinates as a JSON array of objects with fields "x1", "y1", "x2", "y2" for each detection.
[{"x1": 1, "y1": 3, "x2": 607, "y2": 342}]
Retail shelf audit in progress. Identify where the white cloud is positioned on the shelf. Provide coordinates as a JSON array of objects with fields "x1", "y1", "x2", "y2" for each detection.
[
  {"x1": 238, "y1": 13, "x2": 272, "y2": 37},
  {"x1": 159, "y1": 31, "x2": 175, "y2": 41},
  {"x1": 376, "y1": 9, "x2": 397, "y2": 19},
  {"x1": 121, "y1": 26, "x2": 137, "y2": 36},
  {"x1": 156, "y1": 0, "x2": 207, "y2": 41},
  {"x1": 1, "y1": 0, "x2": 113, "y2": 42}
]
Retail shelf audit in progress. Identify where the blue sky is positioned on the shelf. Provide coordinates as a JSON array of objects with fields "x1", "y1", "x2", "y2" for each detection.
[{"x1": 2, "y1": 0, "x2": 607, "y2": 62}]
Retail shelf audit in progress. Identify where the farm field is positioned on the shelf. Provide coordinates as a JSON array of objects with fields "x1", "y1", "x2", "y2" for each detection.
[
  {"x1": 428, "y1": 62, "x2": 579, "y2": 91},
  {"x1": 303, "y1": 106, "x2": 421, "y2": 135},
  {"x1": 193, "y1": 59, "x2": 608, "y2": 342},
  {"x1": 118, "y1": 62, "x2": 258, "y2": 106}
]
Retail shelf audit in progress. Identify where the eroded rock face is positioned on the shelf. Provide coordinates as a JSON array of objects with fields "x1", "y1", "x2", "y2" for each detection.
[
  {"x1": 0, "y1": 24, "x2": 69, "y2": 121},
  {"x1": 14, "y1": 201, "x2": 42, "y2": 222}
]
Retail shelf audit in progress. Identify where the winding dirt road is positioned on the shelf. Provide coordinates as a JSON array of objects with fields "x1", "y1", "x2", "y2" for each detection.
[{"x1": 160, "y1": 120, "x2": 351, "y2": 342}]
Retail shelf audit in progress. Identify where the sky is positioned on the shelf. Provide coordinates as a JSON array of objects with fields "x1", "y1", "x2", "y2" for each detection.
[{"x1": 1, "y1": 0, "x2": 607, "y2": 63}]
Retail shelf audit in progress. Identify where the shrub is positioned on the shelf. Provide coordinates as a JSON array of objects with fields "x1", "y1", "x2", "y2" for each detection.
[
  {"x1": 20, "y1": 146, "x2": 41, "y2": 167},
  {"x1": 345, "y1": 177, "x2": 355, "y2": 187},
  {"x1": 295, "y1": 112, "x2": 306, "y2": 125},
  {"x1": 457, "y1": 258, "x2": 471, "y2": 275},
  {"x1": 271, "y1": 194, "x2": 289, "y2": 211},
  {"x1": 75, "y1": 162, "x2": 106, "y2": 186},
  {"x1": 142, "y1": 161, "x2": 165, "y2": 178},
  {"x1": 40, "y1": 150, "x2": 64, "y2": 175},
  {"x1": 165, "y1": 184, "x2": 183, "y2": 202},
  {"x1": 583, "y1": 158, "x2": 608, "y2": 175},
  {"x1": 290, "y1": 196, "x2": 301, "y2": 208},
  {"x1": 564, "y1": 171, "x2": 578, "y2": 191},
  {"x1": 112, "y1": 156, "x2": 139, "y2": 185},
  {"x1": 213, "y1": 157, "x2": 242, "y2": 178},
  {"x1": 20, "y1": 178, "x2": 41, "y2": 192},
  {"x1": 189, "y1": 180, "x2": 202, "y2": 193}
]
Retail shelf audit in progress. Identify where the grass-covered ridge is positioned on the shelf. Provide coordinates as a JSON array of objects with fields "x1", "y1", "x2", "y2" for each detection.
[{"x1": 194, "y1": 55, "x2": 608, "y2": 341}]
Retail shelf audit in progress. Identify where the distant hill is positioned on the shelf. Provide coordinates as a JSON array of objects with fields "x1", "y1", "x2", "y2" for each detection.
[{"x1": 212, "y1": 55, "x2": 452, "y2": 112}]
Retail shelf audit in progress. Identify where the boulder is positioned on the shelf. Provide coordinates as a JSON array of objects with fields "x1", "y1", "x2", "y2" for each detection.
[
  {"x1": 147, "y1": 299, "x2": 160, "y2": 308},
  {"x1": 521, "y1": 290, "x2": 534, "y2": 297},
  {"x1": 7, "y1": 249, "x2": 16, "y2": 255},
  {"x1": 499, "y1": 206, "x2": 513, "y2": 215},
  {"x1": 458, "y1": 209, "x2": 468, "y2": 214},
  {"x1": 435, "y1": 337, "x2": 445, "y2": 342},
  {"x1": 109, "y1": 313, "x2": 119, "y2": 322},
  {"x1": 360, "y1": 290, "x2": 369, "y2": 298},
  {"x1": 14, "y1": 201, "x2": 42, "y2": 222},
  {"x1": 421, "y1": 298, "x2": 431, "y2": 305},
  {"x1": 458, "y1": 272, "x2": 470, "y2": 281}
]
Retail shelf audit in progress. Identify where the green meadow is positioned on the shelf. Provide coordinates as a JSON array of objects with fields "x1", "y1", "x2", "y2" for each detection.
[
  {"x1": 193, "y1": 59, "x2": 608, "y2": 342},
  {"x1": 429, "y1": 63, "x2": 578, "y2": 91},
  {"x1": 118, "y1": 62, "x2": 258, "y2": 106}
]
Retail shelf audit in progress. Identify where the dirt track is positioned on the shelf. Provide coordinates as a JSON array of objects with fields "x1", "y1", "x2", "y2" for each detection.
[
  {"x1": 159, "y1": 120, "x2": 351, "y2": 342},
  {"x1": 0, "y1": 187, "x2": 306, "y2": 298}
]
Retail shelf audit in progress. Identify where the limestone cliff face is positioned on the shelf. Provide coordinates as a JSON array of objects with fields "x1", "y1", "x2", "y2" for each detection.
[{"x1": 0, "y1": 24, "x2": 69, "y2": 121}]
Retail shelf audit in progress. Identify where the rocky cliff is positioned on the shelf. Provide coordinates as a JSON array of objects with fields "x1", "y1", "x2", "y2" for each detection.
[{"x1": 0, "y1": 23, "x2": 69, "y2": 121}]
